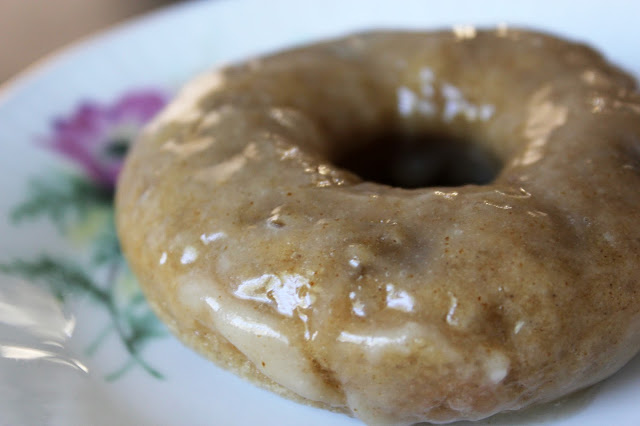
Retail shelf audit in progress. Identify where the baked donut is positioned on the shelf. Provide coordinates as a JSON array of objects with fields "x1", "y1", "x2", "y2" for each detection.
[{"x1": 116, "y1": 28, "x2": 640, "y2": 424}]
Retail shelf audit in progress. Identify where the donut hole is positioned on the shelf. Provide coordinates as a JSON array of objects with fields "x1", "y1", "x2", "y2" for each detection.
[{"x1": 334, "y1": 132, "x2": 502, "y2": 189}]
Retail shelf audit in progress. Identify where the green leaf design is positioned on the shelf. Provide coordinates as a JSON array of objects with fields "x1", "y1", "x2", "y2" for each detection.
[
  {"x1": 0, "y1": 256, "x2": 108, "y2": 303},
  {"x1": 123, "y1": 299, "x2": 168, "y2": 348},
  {"x1": 11, "y1": 173, "x2": 112, "y2": 232},
  {"x1": 91, "y1": 215, "x2": 123, "y2": 266}
]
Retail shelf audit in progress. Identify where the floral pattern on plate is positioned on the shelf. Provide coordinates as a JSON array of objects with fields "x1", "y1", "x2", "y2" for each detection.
[{"x1": 0, "y1": 89, "x2": 168, "y2": 380}]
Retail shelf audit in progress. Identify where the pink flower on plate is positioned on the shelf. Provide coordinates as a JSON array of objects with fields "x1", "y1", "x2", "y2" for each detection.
[{"x1": 43, "y1": 90, "x2": 167, "y2": 189}]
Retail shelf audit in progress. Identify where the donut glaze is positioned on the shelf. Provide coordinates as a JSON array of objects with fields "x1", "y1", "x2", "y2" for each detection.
[{"x1": 116, "y1": 29, "x2": 640, "y2": 424}]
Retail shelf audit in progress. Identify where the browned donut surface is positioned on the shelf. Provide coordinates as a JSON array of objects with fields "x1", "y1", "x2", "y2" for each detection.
[{"x1": 116, "y1": 29, "x2": 640, "y2": 424}]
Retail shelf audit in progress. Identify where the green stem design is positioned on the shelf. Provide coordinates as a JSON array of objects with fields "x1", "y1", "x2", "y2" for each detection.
[
  {"x1": 0, "y1": 255, "x2": 165, "y2": 380},
  {"x1": 109, "y1": 334, "x2": 164, "y2": 381},
  {"x1": 103, "y1": 259, "x2": 164, "y2": 380},
  {"x1": 85, "y1": 322, "x2": 114, "y2": 357},
  {"x1": 105, "y1": 359, "x2": 135, "y2": 382}
]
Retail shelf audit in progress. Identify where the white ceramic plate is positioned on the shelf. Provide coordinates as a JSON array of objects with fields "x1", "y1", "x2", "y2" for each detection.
[{"x1": 1, "y1": 1, "x2": 639, "y2": 425}]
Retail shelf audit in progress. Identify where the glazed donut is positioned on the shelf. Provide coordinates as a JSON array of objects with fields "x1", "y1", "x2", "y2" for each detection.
[{"x1": 116, "y1": 29, "x2": 640, "y2": 424}]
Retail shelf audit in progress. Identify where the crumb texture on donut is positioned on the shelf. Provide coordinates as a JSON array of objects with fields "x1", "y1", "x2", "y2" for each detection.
[{"x1": 116, "y1": 28, "x2": 640, "y2": 425}]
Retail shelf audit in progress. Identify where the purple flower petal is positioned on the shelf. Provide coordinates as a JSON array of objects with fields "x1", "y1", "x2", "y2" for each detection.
[
  {"x1": 109, "y1": 91, "x2": 167, "y2": 123},
  {"x1": 41, "y1": 89, "x2": 168, "y2": 188}
]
